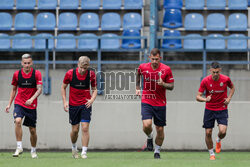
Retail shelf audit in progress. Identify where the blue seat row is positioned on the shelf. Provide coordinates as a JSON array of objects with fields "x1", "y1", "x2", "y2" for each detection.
[
  {"x1": 0, "y1": 12, "x2": 142, "y2": 31},
  {"x1": 0, "y1": 30, "x2": 141, "y2": 49},
  {"x1": 162, "y1": 30, "x2": 247, "y2": 49},
  {"x1": 163, "y1": 10, "x2": 248, "y2": 31},
  {"x1": 0, "y1": 0, "x2": 143, "y2": 9},
  {"x1": 164, "y1": 0, "x2": 248, "y2": 10}
]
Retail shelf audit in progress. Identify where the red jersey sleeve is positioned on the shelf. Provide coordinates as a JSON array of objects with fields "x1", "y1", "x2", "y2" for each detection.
[
  {"x1": 227, "y1": 77, "x2": 233, "y2": 88},
  {"x1": 90, "y1": 71, "x2": 97, "y2": 87},
  {"x1": 11, "y1": 71, "x2": 18, "y2": 86},
  {"x1": 165, "y1": 68, "x2": 174, "y2": 83},
  {"x1": 35, "y1": 70, "x2": 43, "y2": 85},
  {"x1": 137, "y1": 64, "x2": 142, "y2": 75},
  {"x1": 198, "y1": 79, "x2": 206, "y2": 93},
  {"x1": 63, "y1": 70, "x2": 73, "y2": 84}
]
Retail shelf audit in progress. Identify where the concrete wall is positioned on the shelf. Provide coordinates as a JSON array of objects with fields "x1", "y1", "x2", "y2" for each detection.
[{"x1": 0, "y1": 69, "x2": 250, "y2": 150}]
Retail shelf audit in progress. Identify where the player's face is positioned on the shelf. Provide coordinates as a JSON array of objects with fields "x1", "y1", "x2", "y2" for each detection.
[
  {"x1": 78, "y1": 62, "x2": 89, "y2": 75},
  {"x1": 21, "y1": 58, "x2": 33, "y2": 72},
  {"x1": 150, "y1": 54, "x2": 161, "y2": 69},
  {"x1": 210, "y1": 68, "x2": 221, "y2": 81}
]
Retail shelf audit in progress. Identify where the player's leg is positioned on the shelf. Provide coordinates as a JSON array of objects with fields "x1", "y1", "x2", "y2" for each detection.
[
  {"x1": 141, "y1": 103, "x2": 154, "y2": 151},
  {"x1": 154, "y1": 126, "x2": 164, "y2": 159},
  {"x1": 13, "y1": 105, "x2": 24, "y2": 157},
  {"x1": 203, "y1": 109, "x2": 215, "y2": 160},
  {"x1": 215, "y1": 109, "x2": 228, "y2": 153},
  {"x1": 29, "y1": 127, "x2": 38, "y2": 158},
  {"x1": 71, "y1": 124, "x2": 80, "y2": 158},
  {"x1": 81, "y1": 122, "x2": 89, "y2": 159}
]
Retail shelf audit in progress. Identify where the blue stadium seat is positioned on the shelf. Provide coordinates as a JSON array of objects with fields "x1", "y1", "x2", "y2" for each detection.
[
  {"x1": 12, "y1": 33, "x2": 32, "y2": 49},
  {"x1": 60, "y1": 0, "x2": 79, "y2": 9},
  {"x1": 35, "y1": 33, "x2": 54, "y2": 49},
  {"x1": 0, "y1": 13, "x2": 12, "y2": 30},
  {"x1": 164, "y1": 0, "x2": 183, "y2": 9},
  {"x1": 163, "y1": 9, "x2": 182, "y2": 28},
  {"x1": 101, "y1": 13, "x2": 121, "y2": 30},
  {"x1": 15, "y1": 12, "x2": 34, "y2": 30},
  {"x1": 184, "y1": 13, "x2": 204, "y2": 30},
  {"x1": 228, "y1": 13, "x2": 247, "y2": 31},
  {"x1": 101, "y1": 33, "x2": 120, "y2": 49},
  {"x1": 0, "y1": 33, "x2": 10, "y2": 49},
  {"x1": 249, "y1": 0, "x2": 250, "y2": 6},
  {"x1": 207, "y1": 0, "x2": 226, "y2": 9},
  {"x1": 81, "y1": 0, "x2": 100, "y2": 9},
  {"x1": 58, "y1": 12, "x2": 77, "y2": 30},
  {"x1": 16, "y1": 0, "x2": 36, "y2": 9},
  {"x1": 206, "y1": 34, "x2": 225, "y2": 49},
  {"x1": 57, "y1": 33, "x2": 76, "y2": 49},
  {"x1": 80, "y1": 13, "x2": 99, "y2": 30},
  {"x1": 123, "y1": 13, "x2": 142, "y2": 30},
  {"x1": 185, "y1": 0, "x2": 204, "y2": 9},
  {"x1": 78, "y1": 33, "x2": 98, "y2": 49},
  {"x1": 38, "y1": 0, "x2": 57, "y2": 9},
  {"x1": 36, "y1": 13, "x2": 56, "y2": 30},
  {"x1": 124, "y1": 0, "x2": 143, "y2": 9},
  {"x1": 228, "y1": 34, "x2": 247, "y2": 49},
  {"x1": 206, "y1": 13, "x2": 226, "y2": 31},
  {"x1": 36, "y1": 12, "x2": 56, "y2": 30},
  {"x1": 228, "y1": 0, "x2": 247, "y2": 9},
  {"x1": 0, "y1": 0, "x2": 14, "y2": 9},
  {"x1": 103, "y1": 0, "x2": 121, "y2": 9},
  {"x1": 184, "y1": 34, "x2": 203, "y2": 49},
  {"x1": 162, "y1": 30, "x2": 182, "y2": 49},
  {"x1": 121, "y1": 29, "x2": 141, "y2": 49}
]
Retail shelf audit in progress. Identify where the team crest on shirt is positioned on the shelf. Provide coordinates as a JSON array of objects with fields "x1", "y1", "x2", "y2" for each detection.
[{"x1": 220, "y1": 82, "x2": 223, "y2": 87}]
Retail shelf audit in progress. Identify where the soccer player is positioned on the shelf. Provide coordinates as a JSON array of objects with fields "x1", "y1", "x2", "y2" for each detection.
[
  {"x1": 136, "y1": 48, "x2": 174, "y2": 159},
  {"x1": 61, "y1": 56, "x2": 97, "y2": 159},
  {"x1": 5, "y1": 54, "x2": 43, "y2": 158},
  {"x1": 196, "y1": 62, "x2": 235, "y2": 160}
]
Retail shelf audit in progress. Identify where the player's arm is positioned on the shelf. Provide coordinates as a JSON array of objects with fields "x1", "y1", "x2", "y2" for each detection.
[
  {"x1": 85, "y1": 86, "x2": 97, "y2": 108},
  {"x1": 196, "y1": 91, "x2": 211, "y2": 102},
  {"x1": 61, "y1": 83, "x2": 69, "y2": 112},
  {"x1": 5, "y1": 85, "x2": 17, "y2": 113},
  {"x1": 224, "y1": 83, "x2": 235, "y2": 105},
  {"x1": 25, "y1": 84, "x2": 42, "y2": 106},
  {"x1": 158, "y1": 80, "x2": 174, "y2": 90},
  {"x1": 136, "y1": 70, "x2": 141, "y2": 95}
]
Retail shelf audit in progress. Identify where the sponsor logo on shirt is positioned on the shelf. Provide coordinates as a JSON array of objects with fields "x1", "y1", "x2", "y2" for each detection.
[{"x1": 21, "y1": 80, "x2": 32, "y2": 86}]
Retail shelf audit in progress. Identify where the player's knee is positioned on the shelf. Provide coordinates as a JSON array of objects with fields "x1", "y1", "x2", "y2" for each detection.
[
  {"x1": 205, "y1": 132, "x2": 212, "y2": 138},
  {"x1": 30, "y1": 128, "x2": 36, "y2": 136},
  {"x1": 82, "y1": 127, "x2": 89, "y2": 134},
  {"x1": 15, "y1": 120, "x2": 22, "y2": 126}
]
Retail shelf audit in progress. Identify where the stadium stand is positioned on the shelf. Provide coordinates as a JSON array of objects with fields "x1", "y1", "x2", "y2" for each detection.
[
  {"x1": 12, "y1": 33, "x2": 32, "y2": 49},
  {"x1": 121, "y1": 29, "x2": 141, "y2": 49},
  {"x1": 101, "y1": 33, "x2": 120, "y2": 49},
  {"x1": 124, "y1": 0, "x2": 143, "y2": 9},
  {"x1": 81, "y1": 0, "x2": 100, "y2": 9},
  {"x1": 103, "y1": 0, "x2": 122, "y2": 9},
  {"x1": 162, "y1": 9, "x2": 182, "y2": 28},
  {"x1": 59, "y1": 0, "x2": 79, "y2": 9},
  {"x1": 0, "y1": 0, "x2": 14, "y2": 9},
  {"x1": 184, "y1": 13, "x2": 204, "y2": 30},
  {"x1": 206, "y1": 13, "x2": 226, "y2": 31},
  {"x1": 0, "y1": 33, "x2": 10, "y2": 49},
  {"x1": 101, "y1": 13, "x2": 121, "y2": 30},
  {"x1": 36, "y1": 13, "x2": 56, "y2": 30},
  {"x1": 58, "y1": 12, "x2": 78, "y2": 30},
  {"x1": 123, "y1": 13, "x2": 142, "y2": 30},
  {"x1": 227, "y1": 34, "x2": 247, "y2": 49},
  {"x1": 79, "y1": 13, "x2": 99, "y2": 30},
  {"x1": 34, "y1": 33, "x2": 54, "y2": 49},
  {"x1": 14, "y1": 12, "x2": 34, "y2": 30},
  {"x1": 0, "y1": 12, "x2": 12, "y2": 30},
  {"x1": 37, "y1": 0, "x2": 57, "y2": 9},
  {"x1": 162, "y1": 30, "x2": 182, "y2": 49},
  {"x1": 163, "y1": 0, "x2": 183, "y2": 9},
  {"x1": 206, "y1": 34, "x2": 225, "y2": 49},
  {"x1": 78, "y1": 33, "x2": 98, "y2": 49},
  {"x1": 183, "y1": 34, "x2": 203, "y2": 49},
  {"x1": 185, "y1": 0, "x2": 204, "y2": 9},
  {"x1": 57, "y1": 33, "x2": 76, "y2": 49},
  {"x1": 228, "y1": 0, "x2": 247, "y2": 9},
  {"x1": 16, "y1": 0, "x2": 36, "y2": 9},
  {"x1": 228, "y1": 13, "x2": 248, "y2": 31},
  {"x1": 207, "y1": 0, "x2": 226, "y2": 10}
]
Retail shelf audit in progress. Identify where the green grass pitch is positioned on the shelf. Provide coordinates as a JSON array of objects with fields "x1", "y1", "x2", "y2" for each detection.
[{"x1": 0, "y1": 151, "x2": 250, "y2": 167}]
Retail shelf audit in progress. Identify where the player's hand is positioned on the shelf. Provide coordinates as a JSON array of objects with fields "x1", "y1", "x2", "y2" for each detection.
[
  {"x1": 5, "y1": 105, "x2": 10, "y2": 113},
  {"x1": 25, "y1": 99, "x2": 33, "y2": 106},
  {"x1": 224, "y1": 98, "x2": 231, "y2": 105},
  {"x1": 64, "y1": 102, "x2": 69, "y2": 112},
  {"x1": 157, "y1": 78, "x2": 164, "y2": 86},
  {"x1": 85, "y1": 99, "x2": 94, "y2": 108},
  {"x1": 136, "y1": 89, "x2": 141, "y2": 96},
  {"x1": 206, "y1": 95, "x2": 212, "y2": 102}
]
